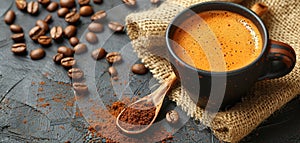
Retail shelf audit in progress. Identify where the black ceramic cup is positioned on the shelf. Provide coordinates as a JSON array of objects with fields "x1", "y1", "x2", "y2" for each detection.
[{"x1": 166, "y1": 2, "x2": 296, "y2": 110}]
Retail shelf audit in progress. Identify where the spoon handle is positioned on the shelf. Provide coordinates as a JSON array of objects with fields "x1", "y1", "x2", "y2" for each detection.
[{"x1": 152, "y1": 73, "x2": 177, "y2": 106}]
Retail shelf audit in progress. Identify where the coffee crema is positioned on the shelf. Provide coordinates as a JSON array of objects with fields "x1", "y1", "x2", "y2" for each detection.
[{"x1": 172, "y1": 10, "x2": 263, "y2": 71}]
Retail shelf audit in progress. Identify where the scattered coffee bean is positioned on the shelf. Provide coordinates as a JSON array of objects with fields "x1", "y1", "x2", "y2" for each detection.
[
  {"x1": 106, "y1": 52, "x2": 122, "y2": 64},
  {"x1": 60, "y1": 0, "x2": 75, "y2": 8},
  {"x1": 69, "y1": 37, "x2": 79, "y2": 47},
  {"x1": 4, "y1": 10, "x2": 15, "y2": 25},
  {"x1": 61, "y1": 57, "x2": 76, "y2": 68},
  {"x1": 132, "y1": 64, "x2": 148, "y2": 75},
  {"x1": 78, "y1": 0, "x2": 90, "y2": 6},
  {"x1": 44, "y1": 14, "x2": 52, "y2": 23},
  {"x1": 10, "y1": 24, "x2": 23, "y2": 33},
  {"x1": 11, "y1": 43, "x2": 26, "y2": 54},
  {"x1": 88, "y1": 22, "x2": 103, "y2": 33},
  {"x1": 53, "y1": 53, "x2": 64, "y2": 64},
  {"x1": 38, "y1": 36, "x2": 52, "y2": 46},
  {"x1": 27, "y1": 1, "x2": 39, "y2": 15},
  {"x1": 108, "y1": 21, "x2": 124, "y2": 32},
  {"x1": 73, "y1": 82, "x2": 88, "y2": 94},
  {"x1": 123, "y1": 0, "x2": 136, "y2": 6},
  {"x1": 74, "y1": 43, "x2": 87, "y2": 54},
  {"x1": 80, "y1": 5, "x2": 94, "y2": 16},
  {"x1": 65, "y1": 11, "x2": 80, "y2": 24},
  {"x1": 30, "y1": 48, "x2": 45, "y2": 60},
  {"x1": 91, "y1": 10, "x2": 106, "y2": 21},
  {"x1": 57, "y1": 46, "x2": 74, "y2": 57},
  {"x1": 93, "y1": 0, "x2": 102, "y2": 4},
  {"x1": 166, "y1": 110, "x2": 179, "y2": 124},
  {"x1": 91, "y1": 48, "x2": 106, "y2": 60},
  {"x1": 68, "y1": 68, "x2": 84, "y2": 80},
  {"x1": 46, "y1": 2, "x2": 59, "y2": 12},
  {"x1": 38, "y1": 0, "x2": 50, "y2": 6},
  {"x1": 108, "y1": 66, "x2": 118, "y2": 80},
  {"x1": 150, "y1": 0, "x2": 159, "y2": 4},
  {"x1": 50, "y1": 26, "x2": 63, "y2": 40},
  {"x1": 29, "y1": 26, "x2": 46, "y2": 41},
  {"x1": 11, "y1": 33, "x2": 25, "y2": 43},
  {"x1": 64, "y1": 25, "x2": 77, "y2": 39},
  {"x1": 57, "y1": 8, "x2": 69, "y2": 17},
  {"x1": 36, "y1": 20, "x2": 49, "y2": 32},
  {"x1": 16, "y1": 0, "x2": 27, "y2": 11},
  {"x1": 85, "y1": 32, "x2": 98, "y2": 44}
]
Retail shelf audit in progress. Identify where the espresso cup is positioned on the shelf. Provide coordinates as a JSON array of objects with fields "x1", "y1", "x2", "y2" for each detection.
[{"x1": 166, "y1": 2, "x2": 296, "y2": 110}]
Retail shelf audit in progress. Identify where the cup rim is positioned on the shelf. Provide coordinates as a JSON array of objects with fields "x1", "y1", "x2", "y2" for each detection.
[{"x1": 166, "y1": 1, "x2": 269, "y2": 75}]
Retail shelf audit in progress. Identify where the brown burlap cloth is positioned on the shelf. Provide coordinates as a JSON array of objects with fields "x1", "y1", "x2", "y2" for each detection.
[{"x1": 126, "y1": 0, "x2": 300, "y2": 142}]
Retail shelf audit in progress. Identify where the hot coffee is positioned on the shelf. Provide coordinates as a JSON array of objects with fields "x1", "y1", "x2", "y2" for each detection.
[{"x1": 172, "y1": 10, "x2": 263, "y2": 71}]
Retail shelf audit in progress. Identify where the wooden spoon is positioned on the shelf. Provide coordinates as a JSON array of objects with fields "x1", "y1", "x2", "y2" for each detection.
[{"x1": 116, "y1": 73, "x2": 177, "y2": 134}]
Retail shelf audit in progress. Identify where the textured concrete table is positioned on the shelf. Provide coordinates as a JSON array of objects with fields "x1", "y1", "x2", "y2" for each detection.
[{"x1": 0, "y1": 0, "x2": 300, "y2": 142}]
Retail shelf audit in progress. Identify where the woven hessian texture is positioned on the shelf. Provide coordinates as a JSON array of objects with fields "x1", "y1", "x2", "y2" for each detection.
[{"x1": 126, "y1": 0, "x2": 300, "y2": 142}]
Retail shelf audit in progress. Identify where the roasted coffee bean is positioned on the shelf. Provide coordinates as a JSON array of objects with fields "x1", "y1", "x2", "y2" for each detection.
[
  {"x1": 69, "y1": 37, "x2": 79, "y2": 47},
  {"x1": 53, "y1": 53, "x2": 64, "y2": 64},
  {"x1": 85, "y1": 32, "x2": 98, "y2": 44},
  {"x1": 93, "y1": 0, "x2": 102, "y2": 4},
  {"x1": 73, "y1": 82, "x2": 88, "y2": 94},
  {"x1": 68, "y1": 68, "x2": 84, "y2": 80},
  {"x1": 50, "y1": 26, "x2": 63, "y2": 40},
  {"x1": 38, "y1": 36, "x2": 52, "y2": 46},
  {"x1": 44, "y1": 14, "x2": 52, "y2": 23},
  {"x1": 106, "y1": 52, "x2": 122, "y2": 64},
  {"x1": 79, "y1": 5, "x2": 93, "y2": 16},
  {"x1": 36, "y1": 20, "x2": 49, "y2": 32},
  {"x1": 60, "y1": 0, "x2": 75, "y2": 8},
  {"x1": 64, "y1": 25, "x2": 77, "y2": 39},
  {"x1": 132, "y1": 64, "x2": 148, "y2": 75},
  {"x1": 108, "y1": 66, "x2": 118, "y2": 80},
  {"x1": 30, "y1": 48, "x2": 45, "y2": 60},
  {"x1": 38, "y1": 0, "x2": 50, "y2": 6},
  {"x1": 57, "y1": 46, "x2": 74, "y2": 57},
  {"x1": 11, "y1": 43, "x2": 26, "y2": 54},
  {"x1": 108, "y1": 22, "x2": 124, "y2": 32},
  {"x1": 11, "y1": 33, "x2": 25, "y2": 43},
  {"x1": 74, "y1": 43, "x2": 87, "y2": 54},
  {"x1": 91, "y1": 48, "x2": 106, "y2": 60},
  {"x1": 88, "y1": 22, "x2": 103, "y2": 33},
  {"x1": 46, "y1": 2, "x2": 59, "y2": 12},
  {"x1": 4, "y1": 10, "x2": 15, "y2": 25},
  {"x1": 57, "y1": 8, "x2": 69, "y2": 17},
  {"x1": 61, "y1": 57, "x2": 76, "y2": 68},
  {"x1": 65, "y1": 11, "x2": 80, "y2": 24},
  {"x1": 29, "y1": 26, "x2": 46, "y2": 41},
  {"x1": 78, "y1": 0, "x2": 90, "y2": 6},
  {"x1": 10, "y1": 24, "x2": 23, "y2": 33},
  {"x1": 166, "y1": 110, "x2": 179, "y2": 124},
  {"x1": 150, "y1": 0, "x2": 159, "y2": 4},
  {"x1": 16, "y1": 0, "x2": 27, "y2": 11},
  {"x1": 27, "y1": 1, "x2": 39, "y2": 15},
  {"x1": 123, "y1": 0, "x2": 136, "y2": 6},
  {"x1": 91, "y1": 10, "x2": 106, "y2": 21}
]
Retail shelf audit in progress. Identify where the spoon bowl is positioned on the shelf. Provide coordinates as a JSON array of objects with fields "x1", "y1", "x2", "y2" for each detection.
[{"x1": 116, "y1": 73, "x2": 177, "y2": 134}]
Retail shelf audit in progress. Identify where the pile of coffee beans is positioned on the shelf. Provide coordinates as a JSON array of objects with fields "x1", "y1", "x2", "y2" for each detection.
[
  {"x1": 4, "y1": 0, "x2": 152, "y2": 95},
  {"x1": 5, "y1": 1, "x2": 181, "y2": 140}
]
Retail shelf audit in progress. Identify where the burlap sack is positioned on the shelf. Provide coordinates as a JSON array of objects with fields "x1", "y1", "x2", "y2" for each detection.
[{"x1": 126, "y1": 0, "x2": 300, "y2": 142}]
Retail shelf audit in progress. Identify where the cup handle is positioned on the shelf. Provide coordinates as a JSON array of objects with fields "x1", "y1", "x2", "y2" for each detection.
[{"x1": 258, "y1": 40, "x2": 296, "y2": 80}]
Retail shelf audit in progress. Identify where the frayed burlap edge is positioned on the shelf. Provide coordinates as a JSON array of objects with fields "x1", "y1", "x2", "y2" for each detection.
[{"x1": 126, "y1": 0, "x2": 300, "y2": 142}]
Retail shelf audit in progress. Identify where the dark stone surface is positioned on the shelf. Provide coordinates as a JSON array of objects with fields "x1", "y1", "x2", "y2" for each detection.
[{"x1": 0, "y1": 0, "x2": 299, "y2": 142}]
